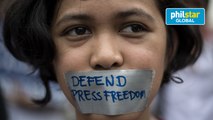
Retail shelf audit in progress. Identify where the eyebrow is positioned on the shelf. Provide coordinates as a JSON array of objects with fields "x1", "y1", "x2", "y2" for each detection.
[
  {"x1": 115, "y1": 8, "x2": 155, "y2": 22},
  {"x1": 56, "y1": 8, "x2": 155, "y2": 26},
  {"x1": 56, "y1": 14, "x2": 94, "y2": 26}
]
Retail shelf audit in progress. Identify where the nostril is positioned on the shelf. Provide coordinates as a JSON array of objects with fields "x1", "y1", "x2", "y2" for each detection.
[
  {"x1": 112, "y1": 62, "x2": 120, "y2": 67},
  {"x1": 90, "y1": 52, "x2": 123, "y2": 70},
  {"x1": 94, "y1": 64, "x2": 104, "y2": 70},
  {"x1": 94, "y1": 62, "x2": 121, "y2": 70}
]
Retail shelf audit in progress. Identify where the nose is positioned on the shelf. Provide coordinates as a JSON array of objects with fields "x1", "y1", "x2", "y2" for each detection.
[{"x1": 90, "y1": 36, "x2": 123, "y2": 70}]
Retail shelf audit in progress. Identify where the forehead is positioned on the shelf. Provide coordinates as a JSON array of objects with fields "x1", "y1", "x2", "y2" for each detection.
[{"x1": 55, "y1": 0, "x2": 162, "y2": 22}]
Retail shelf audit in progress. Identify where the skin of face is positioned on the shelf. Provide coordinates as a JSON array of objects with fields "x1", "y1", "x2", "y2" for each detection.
[{"x1": 51, "y1": 0, "x2": 167, "y2": 120}]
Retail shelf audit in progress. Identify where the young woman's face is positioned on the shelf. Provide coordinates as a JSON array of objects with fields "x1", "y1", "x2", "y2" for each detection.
[{"x1": 52, "y1": 0, "x2": 167, "y2": 119}]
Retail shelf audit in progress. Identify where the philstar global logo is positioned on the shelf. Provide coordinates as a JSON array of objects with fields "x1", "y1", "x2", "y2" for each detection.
[{"x1": 166, "y1": 8, "x2": 205, "y2": 25}]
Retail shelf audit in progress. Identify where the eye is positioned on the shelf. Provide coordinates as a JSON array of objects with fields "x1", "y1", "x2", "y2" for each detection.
[
  {"x1": 63, "y1": 26, "x2": 92, "y2": 37},
  {"x1": 120, "y1": 24, "x2": 147, "y2": 33}
]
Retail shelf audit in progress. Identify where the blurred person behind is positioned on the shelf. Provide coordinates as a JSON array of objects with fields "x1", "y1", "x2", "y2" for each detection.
[
  {"x1": 0, "y1": 1, "x2": 75, "y2": 120},
  {"x1": 152, "y1": 0, "x2": 213, "y2": 120}
]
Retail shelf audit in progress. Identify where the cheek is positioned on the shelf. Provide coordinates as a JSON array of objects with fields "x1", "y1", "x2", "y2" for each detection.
[
  {"x1": 123, "y1": 42, "x2": 166, "y2": 72},
  {"x1": 54, "y1": 44, "x2": 90, "y2": 71},
  {"x1": 53, "y1": 47, "x2": 91, "y2": 107},
  {"x1": 122, "y1": 40, "x2": 167, "y2": 102}
]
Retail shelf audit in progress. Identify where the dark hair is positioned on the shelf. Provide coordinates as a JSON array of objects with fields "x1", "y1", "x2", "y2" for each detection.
[
  {"x1": 156, "y1": 0, "x2": 203, "y2": 83},
  {"x1": 3, "y1": 0, "x2": 203, "y2": 105},
  {"x1": 0, "y1": 0, "x2": 17, "y2": 18},
  {"x1": 3, "y1": 0, "x2": 59, "y2": 105},
  {"x1": 183, "y1": 0, "x2": 209, "y2": 9}
]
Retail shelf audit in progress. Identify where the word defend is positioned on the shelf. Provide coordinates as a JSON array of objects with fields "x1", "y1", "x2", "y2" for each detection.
[{"x1": 166, "y1": 8, "x2": 205, "y2": 25}]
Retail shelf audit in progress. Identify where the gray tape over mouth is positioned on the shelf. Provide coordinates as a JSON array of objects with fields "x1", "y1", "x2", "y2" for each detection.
[{"x1": 64, "y1": 69, "x2": 155, "y2": 115}]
